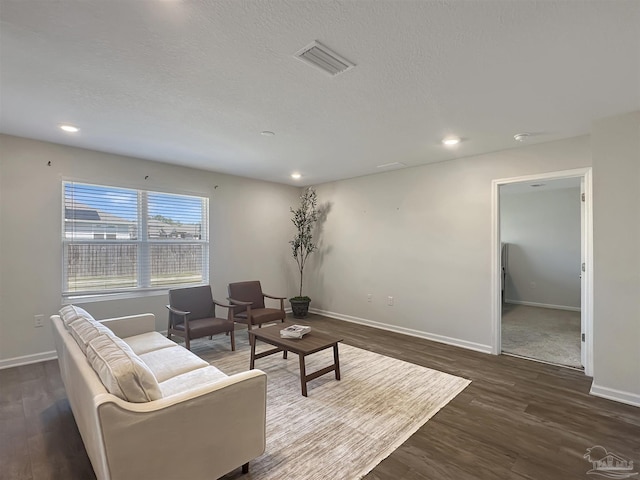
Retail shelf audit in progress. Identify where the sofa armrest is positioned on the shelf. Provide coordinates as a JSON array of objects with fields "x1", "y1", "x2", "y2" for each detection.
[
  {"x1": 98, "y1": 313, "x2": 156, "y2": 338},
  {"x1": 96, "y1": 370, "x2": 267, "y2": 480}
]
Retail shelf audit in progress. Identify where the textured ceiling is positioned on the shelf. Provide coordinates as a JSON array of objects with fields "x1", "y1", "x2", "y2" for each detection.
[{"x1": 1, "y1": 1, "x2": 639, "y2": 186}]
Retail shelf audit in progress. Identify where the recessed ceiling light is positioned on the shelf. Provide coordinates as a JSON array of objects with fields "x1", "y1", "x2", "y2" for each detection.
[
  {"x1": 514, "y1": 133, "x2": 530, "y2": 142},
  {"x1": 442, "y1": 136, "x2": 461, "y2": 146},
  {"x1": 60, "y1": 124, "x2": 79, "y2": 133},
  {"x1": 291, "y1": 173, "x2": 302, "y2": 180},
  {"x1": 261, "y1": 131, "x2": 275, "y2": 136}
]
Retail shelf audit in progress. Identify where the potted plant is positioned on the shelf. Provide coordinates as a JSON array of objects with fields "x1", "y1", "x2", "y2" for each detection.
[{"x1": 289, "y1": 187, "x2": 318, "y2": 318}]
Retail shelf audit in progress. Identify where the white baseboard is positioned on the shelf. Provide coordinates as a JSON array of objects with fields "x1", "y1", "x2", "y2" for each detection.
[
  {"x1": 0, "y1": 350, "x2": 58, "y2": 370},
  {"x1": 590, "y1": 384, "x2": 640, "y2": 408},
  {"x1": 309, "y1": 308, "x2": 492, "y2": 354},
  {"x1": 504, "y1": 299, "x2": 581, "y2": 312}
]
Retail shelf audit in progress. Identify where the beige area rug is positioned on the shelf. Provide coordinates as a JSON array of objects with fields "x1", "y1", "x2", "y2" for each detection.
[{"x1": 190, "y1": 331, "x2": 470, "y2": 480}]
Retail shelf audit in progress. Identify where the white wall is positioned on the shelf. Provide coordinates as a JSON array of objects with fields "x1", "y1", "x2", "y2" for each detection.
[
  {"x1": 308, "y1": 136, "x2": 591, "y2": 352},
  {"x1": 501, "y1": 187, "x2": 581, "y2": 309},
  {"x1": 591, "y1": 111, "x2": 640, "y2": 406},
  {"x1": 0, "y1": 134, "x2": 300, "y2": 365}
]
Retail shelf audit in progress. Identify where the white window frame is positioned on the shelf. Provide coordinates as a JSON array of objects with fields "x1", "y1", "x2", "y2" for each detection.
[{"x1": 62, "y1": 181, "x2": 209, "y2": 300}]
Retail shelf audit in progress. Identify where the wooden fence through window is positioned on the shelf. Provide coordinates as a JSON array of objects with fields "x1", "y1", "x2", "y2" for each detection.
[{"x1": 66, "y1": 244, "x2": 204, "y2": 288}]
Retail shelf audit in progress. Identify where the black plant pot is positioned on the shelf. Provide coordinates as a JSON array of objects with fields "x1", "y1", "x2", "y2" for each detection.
[{"x1": 289, "y1": 298, "x2": 311, "y2": 319}]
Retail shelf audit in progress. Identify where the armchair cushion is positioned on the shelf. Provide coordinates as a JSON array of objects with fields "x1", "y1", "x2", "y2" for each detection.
[
  {"x1": 169, "y1": 285, "x2": 214, "y2": 321},
  {"x1": 171, "y1": 317, "x2": 234, "y2": 337},
  {"x1": 236, "y1": 308, "x2": 285, "y2": 325},
  {"x1": 228, "y1": 281, "x2": 266, "y2": 313}
]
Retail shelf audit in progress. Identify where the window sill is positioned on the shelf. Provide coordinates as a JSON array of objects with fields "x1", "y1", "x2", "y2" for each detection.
[{"x1": 63, "y1": 288, "x2": 172, "y2": 305}]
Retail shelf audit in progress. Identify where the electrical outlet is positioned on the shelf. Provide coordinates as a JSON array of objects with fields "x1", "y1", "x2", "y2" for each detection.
[
  {"x1": 367, "y1": 294, "x2": 372, "y2": 302},
  {"x1": 34, "y1": 314, "x2": 44, "y2": 328},
  {"x1": 387, "y1": 296, "x2": 394, "y2": 306}
]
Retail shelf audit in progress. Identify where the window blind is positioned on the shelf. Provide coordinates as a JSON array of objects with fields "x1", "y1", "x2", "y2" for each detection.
[{"x1": 63, "y1": 181, "x2": 209, "y2": 297}]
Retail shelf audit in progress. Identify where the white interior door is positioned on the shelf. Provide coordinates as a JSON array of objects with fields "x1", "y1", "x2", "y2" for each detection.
[
  {"x1": 580, "y1": 178, "x2": 586, "y2": 368},
  {"x1": 492, "y1": 167, "x2": 593, "y2": 375}
]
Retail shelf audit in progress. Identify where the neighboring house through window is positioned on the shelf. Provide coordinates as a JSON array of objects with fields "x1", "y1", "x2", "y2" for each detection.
[{"x1": 63, "y1": 181, "x2": 209, "y2": 298}]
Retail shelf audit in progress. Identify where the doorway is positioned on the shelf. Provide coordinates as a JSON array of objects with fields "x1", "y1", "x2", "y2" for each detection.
[{"x1": 491, "y1": 168, "x2": 593, "y2": 375}]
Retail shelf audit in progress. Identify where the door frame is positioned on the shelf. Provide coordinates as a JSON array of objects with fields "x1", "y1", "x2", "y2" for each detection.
[{"x1": 490, "y1": 167, "x2": 593, "y2": 376}]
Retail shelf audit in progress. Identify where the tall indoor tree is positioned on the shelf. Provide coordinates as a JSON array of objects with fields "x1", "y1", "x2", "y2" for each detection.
[{"x1": 289, "y1": 187, "x2": 318, "y2": 317}]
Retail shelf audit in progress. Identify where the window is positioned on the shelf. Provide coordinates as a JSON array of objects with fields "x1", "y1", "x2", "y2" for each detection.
[{"x1": 63, "y1": 181, "x2": 209, "y2": 297}]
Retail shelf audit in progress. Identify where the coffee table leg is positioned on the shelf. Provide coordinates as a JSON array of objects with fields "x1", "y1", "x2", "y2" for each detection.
[
  {"x1": 299, "y1": 354, "x2": 308, "y2": 397},
  {"x1": 250, "y1": 335, "x2": 256, "y2": 370},
  {"x1": 333, "y1": 344, "x2": 341, "y2": 380}
]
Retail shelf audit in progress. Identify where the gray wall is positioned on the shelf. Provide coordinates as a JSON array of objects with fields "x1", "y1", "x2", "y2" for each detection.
[
  {"x1": 0, "y1": 134, "x2": 300, "y2": 364},
  {"x1": 2, "y1": 111, "x2": 638, "y2": 406},
  {"x1": 591, "y1": 111, "x2": 640, "y2": 404},
  {"x1": 501, "y1": 187, "x2": 581, "y2": 309},
  {"x1": 308, "y1": 136, "x2": 591, "y2": 352}
]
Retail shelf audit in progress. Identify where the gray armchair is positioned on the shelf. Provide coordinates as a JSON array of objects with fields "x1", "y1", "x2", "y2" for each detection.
[
  {"x1": 166, "y1": 285, "x2": 235, "y2": 351},
  {"x1": 227, "y1": 281, "x2": 286, "y2": 330}
]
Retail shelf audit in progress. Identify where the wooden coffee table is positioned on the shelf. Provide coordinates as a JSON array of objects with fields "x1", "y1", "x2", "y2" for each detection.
[{"x1": 248, "y1": 322, "x2": 343, "y2": 396}]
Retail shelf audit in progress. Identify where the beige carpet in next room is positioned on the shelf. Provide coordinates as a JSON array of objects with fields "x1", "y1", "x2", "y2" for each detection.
[
  {"x1": 189, "y1": 330, "x2": 470, "y2": 480},
  {"x1": 501, "y1": 303, "x2": 582, "y2": 369}
]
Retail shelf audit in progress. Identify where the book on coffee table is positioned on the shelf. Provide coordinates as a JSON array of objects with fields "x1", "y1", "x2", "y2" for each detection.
[{"x1": 280, "y1": 324, "x2": 311, "y2": 339}]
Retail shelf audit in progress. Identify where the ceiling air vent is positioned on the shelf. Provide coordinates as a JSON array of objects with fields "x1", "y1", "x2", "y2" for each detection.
[{"x1": 295, "y1": 41, "x2": 355, "y2": 76}]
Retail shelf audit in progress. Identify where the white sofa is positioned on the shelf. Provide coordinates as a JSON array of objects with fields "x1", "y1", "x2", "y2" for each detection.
[{"x1": 51, "y1": 306, "x2": 267, "y2": 480}]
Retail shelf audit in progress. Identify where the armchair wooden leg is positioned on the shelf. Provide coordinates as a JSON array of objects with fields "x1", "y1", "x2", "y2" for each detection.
[
  {"x1": 185, "y1": 336, "x2": 190, "y2": 351},
  {"x1": 230, "y1": 329, "x2": 236, "y2": 351},
  {"x1": 242, "y1": 463, "x2": 249, "y2": 474}
]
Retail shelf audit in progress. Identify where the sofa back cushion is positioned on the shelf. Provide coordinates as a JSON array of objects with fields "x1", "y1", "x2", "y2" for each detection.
[
  {"x1": 68, "y1": 316, "x2": 113, "y2": 355},
  {"x1": 59, "y1": 304, "x2": 95, "y2": 328},
  {"x1": 86, "y1": 334, "x2": 162, "y2": 402}
]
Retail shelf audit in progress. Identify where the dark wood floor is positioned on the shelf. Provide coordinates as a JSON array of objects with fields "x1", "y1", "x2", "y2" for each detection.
[{"x1": 1, "y1": 314, "x2": 638, "y2": 480}]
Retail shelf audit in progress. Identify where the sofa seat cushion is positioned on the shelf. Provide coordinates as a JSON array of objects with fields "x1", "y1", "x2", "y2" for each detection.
[
  {"x1": 236, "y1": 308, "x2": 284, "y2": 325},
  {"x1": 68, "y1": 316, "x2": 113, "y2": 354},
  {"x1": 139, "y1": 345, "x2": 209, "y2": 383},
  {"x1": 158, "y1": 365, "x2": 228, "y2": 398},
  {"x1": 87, "y1": 334, "x2": 162, "y2": 402},
  {"x1": 123, "y1": 332, "x2": 176, "y2": 355}
]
